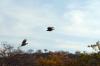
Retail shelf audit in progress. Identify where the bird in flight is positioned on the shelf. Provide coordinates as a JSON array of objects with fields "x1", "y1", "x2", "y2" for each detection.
[
  {"x1": 21, "y1": 39, "x2": 28, "y2": 46},
  {"x1": 46, "y1": 27, "x2": 54, "y2": 31}
]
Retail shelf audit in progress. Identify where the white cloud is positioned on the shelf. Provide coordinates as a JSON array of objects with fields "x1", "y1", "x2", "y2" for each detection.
[
  {"x1": 0, "y1": 2, "x2": 59, "y2": 37},
  {"x1": 0, "y1": 0, "x2": 100, "y2": 52},
  {"x1": 54, "y1": 39, "x2": 93, "y2": 52},
  {"x1": 62, "y1": 0, "x2": 100, "y2": 39},
  {"x1": 63, "y1": 10, "x2": 89, "y2": 37},
  {"x1": 0, "y1": 0, "x2": 64, "y2": 51}
]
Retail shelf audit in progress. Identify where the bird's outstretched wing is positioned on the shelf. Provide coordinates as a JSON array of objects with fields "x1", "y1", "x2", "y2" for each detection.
[
  {"x1": 47, "y1": 27, "x2": 54, "y2": 31},
  {"x1": 21, "y1": 39, "x2": 28, "y2": 46}
]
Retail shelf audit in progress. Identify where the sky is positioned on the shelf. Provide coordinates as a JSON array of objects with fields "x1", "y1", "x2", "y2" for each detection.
[{"x1": 0, "y1": 0, "x2": 100, "y2": 53}]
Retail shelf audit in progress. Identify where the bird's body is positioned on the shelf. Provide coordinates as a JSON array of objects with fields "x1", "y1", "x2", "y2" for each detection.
[
  {"x1": 47, "y1": 27, "x2": 54, "y2": 31},
  {"x1": 21, "y1": 39, "x2": 28, "y2": 46}
]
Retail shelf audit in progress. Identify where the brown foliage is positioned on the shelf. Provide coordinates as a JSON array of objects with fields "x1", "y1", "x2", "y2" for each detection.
[{"x1": 0, "y1": 44, "x2": 100, "y2": 66}]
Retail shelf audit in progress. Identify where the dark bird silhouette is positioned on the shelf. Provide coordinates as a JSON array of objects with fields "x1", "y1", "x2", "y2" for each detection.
[
  {"x1": 46, "y1": 27, "x2": 54, "y2": 31},
  {"x1": 21, "y1": 39, "x2": 28, "y2": 46}
]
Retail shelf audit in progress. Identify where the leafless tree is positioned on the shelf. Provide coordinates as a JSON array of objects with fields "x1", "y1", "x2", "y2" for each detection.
[{"x1": 0, "y1": 42, "x2": 14, "y2": 57}]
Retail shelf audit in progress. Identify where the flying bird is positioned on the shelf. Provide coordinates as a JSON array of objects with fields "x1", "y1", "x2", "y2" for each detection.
[
  {"x1": 21, "y1": 39, "x2": 28, "y2": 46},
  {"x1": 46, "y1": 27, "x2": 54, "y2": 31}
]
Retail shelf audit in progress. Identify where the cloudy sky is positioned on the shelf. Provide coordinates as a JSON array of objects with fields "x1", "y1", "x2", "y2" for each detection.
[{"x1": 0, "y1": 0, "x2": 100, "y2": 52}]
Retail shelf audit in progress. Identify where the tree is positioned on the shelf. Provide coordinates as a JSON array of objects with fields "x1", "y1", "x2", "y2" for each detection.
[
  {"x1": 44, "y1": 49, "x2": 48, "y2": 53},
  {"x1": 0, "y1": 42, "x2": 14, "y2": 57}
]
